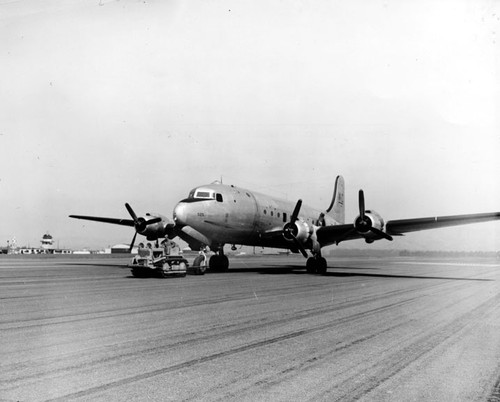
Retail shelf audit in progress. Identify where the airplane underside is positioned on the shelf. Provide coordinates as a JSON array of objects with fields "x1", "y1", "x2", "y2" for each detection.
[{"x1": 189, "y1": 234, "x2": 329, "y2": 274}]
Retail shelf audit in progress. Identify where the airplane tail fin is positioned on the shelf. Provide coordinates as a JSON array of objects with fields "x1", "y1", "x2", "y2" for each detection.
[{"x1": 325, "y1": 175, "x2": 345, "y2": 224}]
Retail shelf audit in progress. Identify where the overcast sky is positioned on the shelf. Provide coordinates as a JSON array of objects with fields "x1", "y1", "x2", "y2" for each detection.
[{"x1": 1, "y1": 0, "x2": 499, "y2": 251}]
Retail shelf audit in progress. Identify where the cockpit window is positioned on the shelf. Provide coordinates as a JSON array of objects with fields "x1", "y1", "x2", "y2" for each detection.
[
  {"x1": 187, "y1": 188, "x2": 217, "y2": 200},
  {"x1": 195, "y1": 191, "x2": 212, "y2": 198},
  {"x1": 216, "y1": 193, "x2": 223, "y2": 202}
]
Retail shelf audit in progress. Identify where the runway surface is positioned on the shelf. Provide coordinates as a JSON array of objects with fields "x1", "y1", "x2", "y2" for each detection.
[{"x1": 1, "y1": 253, "x2": 500, "y2": 401}]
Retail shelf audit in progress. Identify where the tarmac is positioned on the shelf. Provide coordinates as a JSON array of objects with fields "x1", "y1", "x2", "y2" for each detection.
[{"x1": 1, "y1": 253, "x2": 500, "y2": 401}]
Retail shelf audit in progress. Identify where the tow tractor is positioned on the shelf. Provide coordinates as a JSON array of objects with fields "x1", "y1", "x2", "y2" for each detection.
[{"x1": 129, "y1": 244, "x2": 188, "y2": 278}]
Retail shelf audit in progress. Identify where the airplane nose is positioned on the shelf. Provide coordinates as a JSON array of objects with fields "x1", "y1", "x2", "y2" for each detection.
[{"x1": 173, "y1": 202, "x2": 188, "y2": 226}]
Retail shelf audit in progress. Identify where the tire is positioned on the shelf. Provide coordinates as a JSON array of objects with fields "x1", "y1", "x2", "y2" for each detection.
[
  {"x1": 317, "y1": 257, "x2": 327, "y2": 275},
  {"x1": 306, "y1": 257, "x2": 317, "y2": 274},
  {"x1": 209, "y1": 255, "x2": 229, "y2": 272},
  {"x1": 209, "y1": 255, "x2": 220, "y2": 271},
  {"x1": 192, "y1": 255, "x2": 207, "y2": 275},
  {"x1": 220, "y1": 255, "x2": 229, "y2": 271}
]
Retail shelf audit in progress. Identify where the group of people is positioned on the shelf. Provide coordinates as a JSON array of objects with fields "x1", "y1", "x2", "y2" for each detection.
[{"x1": 137, "y1": 239, "x2": 180, "y2": 258}]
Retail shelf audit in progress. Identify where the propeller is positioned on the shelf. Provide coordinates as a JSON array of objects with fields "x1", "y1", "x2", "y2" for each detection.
[
  {"x1": 283, "y1": 199, "x2": 308, "y2": 258},
  {"x1": 125, "y1": 203, "x2": 162, "y2": 252},
  {"x1": 336, "y1": 190, "x2": 393, "y2": 244},
  {"x1": 355, "y1": 190, "x2": 371, "y2": 232},
  {"x1": 357, "y1": 191, "x2": 393, "y2": 241}
]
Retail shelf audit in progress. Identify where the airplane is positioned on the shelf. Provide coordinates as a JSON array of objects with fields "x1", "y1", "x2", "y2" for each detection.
[{"x1": 69, "y1": 176, "x2": 500, "y2": 275}]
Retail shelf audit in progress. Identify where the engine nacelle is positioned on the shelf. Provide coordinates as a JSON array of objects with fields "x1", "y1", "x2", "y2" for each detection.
[
  {"x1": 283, "y1": 220, "x2": 311, "y2": 244},
  {"x1": 354, "y1": 210, "x2": 385, "y2": 240},
  {"x1": 140, "y1": 214, "x2": 175, "y2": 240}
]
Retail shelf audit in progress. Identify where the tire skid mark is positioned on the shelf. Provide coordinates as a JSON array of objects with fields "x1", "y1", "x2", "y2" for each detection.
[
  {"x1": 211, "y1": 281, "x2": 488, "y2": 400},
  {"x1": 318, "y1": 292, "x2": 500, "y2": 402},
  {"x1": 489, "y1": 375, "x2": 500, "y2": 402},
  {"x1": 0, "y1": 287, "x2": 419, "y2": 388},
  {"x1": 2, "y1": 272, "x2": 476, "y2": 398},
  {"x1": 44, "y1": 298, "x2": 420, "y2": 401},
  {"x1": 0, "y1": 279, "x2": 338, "y2": 330},
  {"x1": 210, "y1": 322, "x2": 406, "y2": 402},
  {"x1": 0, "y1": 272, "x2": 442, "y2": 331},
  {"x1": 1, "y1": 278, "x2": 463, "y2": 388}
]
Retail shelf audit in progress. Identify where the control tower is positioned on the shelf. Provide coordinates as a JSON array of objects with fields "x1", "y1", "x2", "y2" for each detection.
[{"x1": 41, "y1": 233, "x2": 55, "y2": 253}]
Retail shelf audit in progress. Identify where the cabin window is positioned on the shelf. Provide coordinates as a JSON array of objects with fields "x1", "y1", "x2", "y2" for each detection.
[
  {"x1": 283, "y1": 212, "x2": 287, "y2": 222},
  {"x1": 216, "y1": 193, "x2": 223, "y2": 202},
  {"x1": 270, "y1": 211, "x2": 274, "y2": 217},
  {"x1": 264, "y1": 210, "x2": 267, "y2": 215}
]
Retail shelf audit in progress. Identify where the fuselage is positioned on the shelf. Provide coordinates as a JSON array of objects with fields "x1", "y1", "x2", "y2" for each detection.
[{"x1": 173, "y1": 181, "x2": 339, "y2": 250}]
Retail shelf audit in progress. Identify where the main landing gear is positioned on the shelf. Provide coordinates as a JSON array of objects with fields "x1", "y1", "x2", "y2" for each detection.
[
  {"x1": 209, "y1": 251, "x2": 229, "y2": 272},
  {"x1": 306, "y1": 256, "x2": 327, "y2": 275}
]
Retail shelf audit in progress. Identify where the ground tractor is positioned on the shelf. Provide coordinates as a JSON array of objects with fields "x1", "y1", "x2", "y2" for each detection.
[{"x1": 128, "y1": 244, "x2": 207, "y2": 278}]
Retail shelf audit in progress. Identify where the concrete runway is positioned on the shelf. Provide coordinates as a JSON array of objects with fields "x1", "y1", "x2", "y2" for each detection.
[{"x1": 1, "y1": 253, "x2": 500, "y2": 401}]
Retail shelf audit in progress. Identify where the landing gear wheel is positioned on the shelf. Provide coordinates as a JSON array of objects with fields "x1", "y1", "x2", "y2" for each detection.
[
  {"x1": 306, "y1": 257, "x2": 317, "y2": 274},
  {"x1": 316, "y1": 257, "x2": 327, "y2": 275},
  {"x1": 192, "y1": 255, "x2": 207, "y2": 275},
  {"x1": 220, "y1": 255, "x2": 229, "y2": 271},
  {"x1": 306, "y1": 257, "x2": 327, "y2": 275},
  {"x1": 209, "y1": 255, "x2": 229, "y2": 272}
]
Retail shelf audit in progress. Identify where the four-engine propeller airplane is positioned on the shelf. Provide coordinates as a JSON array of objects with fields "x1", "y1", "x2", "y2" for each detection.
[{"x1": 69, "y1": 176, "x2": 500, "y2": 274}]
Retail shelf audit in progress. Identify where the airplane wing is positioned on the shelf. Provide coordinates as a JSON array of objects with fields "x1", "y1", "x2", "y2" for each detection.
[
  {"x1": 69, "y1": 215, "x2": 135, "y2": 227},
  {"x1": 385, "y1": 212, "x2": 500, "y2": 235},
  {"x1": 316, "y1": 223, "x2": 360, "y2": 244},
  {"x1": 317, "y1": 211, "x2": 500, "y2": 246}
]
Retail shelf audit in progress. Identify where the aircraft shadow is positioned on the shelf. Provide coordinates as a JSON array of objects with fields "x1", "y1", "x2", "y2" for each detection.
[
  {"x1": 60, "y1": 263, "x2": 492, "y2": 282},
  {"x1": 58, "y1": 262, "x2": 128, "y2": 268},
  {"x1": 320, "y1": 270, "x2": 492, "y2": 281},
  {"x1": 225, "y1": 265, "x2": 491, "y2": 281}
]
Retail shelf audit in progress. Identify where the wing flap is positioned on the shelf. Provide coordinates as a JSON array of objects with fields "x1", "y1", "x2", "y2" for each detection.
[{"x1": 386, "y1": 212, "x2": 500, "y2": 235}]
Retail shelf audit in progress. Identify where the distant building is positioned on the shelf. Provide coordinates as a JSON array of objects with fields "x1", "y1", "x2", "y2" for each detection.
[
  {"x1": 111, "y1": 244, "x2": 136, "y2": 254},
  {"x1": 40, "y1": 233, "x2": 55, "y2": 253}
]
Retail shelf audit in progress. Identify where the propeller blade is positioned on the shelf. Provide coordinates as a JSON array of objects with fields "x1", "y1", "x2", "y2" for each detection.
[
  {"x1": 125, "y1": 203, "x2": 139, "y2": 224},
  {"x1": 145, "y1": 217, "x2": 162, "y2": 225},
  {"x1": 129, "y1": 231, "x2": 138, "y2": 253},
  {"x1": 291, "y1": 199, "x2": 302, "y2": 222},
  {"x1": 370, "y1": 227, "x2": 393, "y2": 241},
  {"x1": 292, "y1": 235, "x2": 308, "y2": 258},
  {"x1": 358, "y1": 190, "x2": 365, "y2": 217}
]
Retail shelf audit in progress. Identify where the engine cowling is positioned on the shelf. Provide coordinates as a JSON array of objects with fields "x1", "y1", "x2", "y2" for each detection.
[
  {"x1": 283, "y1": 220, "x2": 311, "y2": 244},
  {"x1": 354, "y1": 210, "x2": 385, "y2": 242},
  {"x1": 140, "y1": 214, "x2": 175, "y2": 240}
]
